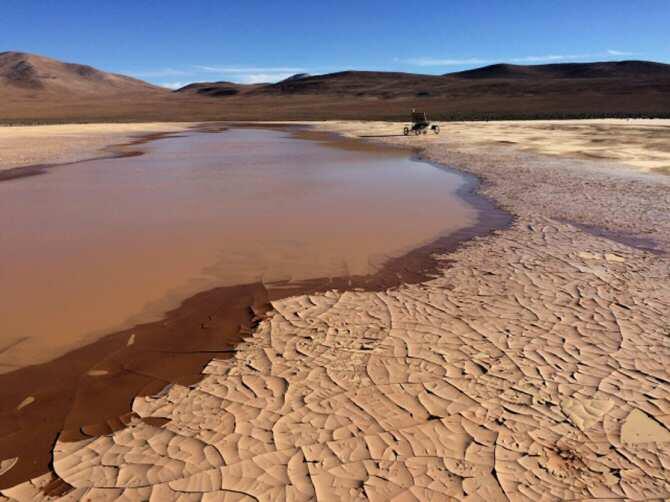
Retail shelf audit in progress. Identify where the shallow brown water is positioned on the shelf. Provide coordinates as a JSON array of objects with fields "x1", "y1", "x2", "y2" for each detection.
[{"x1": 0, "y1": 127, "x2": 476, "y2": 373}]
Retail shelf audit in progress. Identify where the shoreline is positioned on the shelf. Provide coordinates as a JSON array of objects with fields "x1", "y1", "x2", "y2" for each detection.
[
  {"x1": 1, "y1": 120, "x2": 668, "y2": 499},
  {"x1": 0, "y1": 127, "x2": 199, "y2": 183},
  {"x1": 0, "y1": 124, "x2": 511, "y2": 490}
]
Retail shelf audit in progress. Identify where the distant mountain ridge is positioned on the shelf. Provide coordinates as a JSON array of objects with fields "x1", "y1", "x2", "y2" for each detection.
[
  {"x1": 446, "y1": 60, "x2": 670, "y2": 79},
  {"x1": 175, "y1": 60, "x2": 670, "y2": 99},
  {"x1": 176, "y1": 71, "x2": 445, "y2": 97},
  {"x1": 2, "y1": 52, "x2": 669, "y2": 122}
]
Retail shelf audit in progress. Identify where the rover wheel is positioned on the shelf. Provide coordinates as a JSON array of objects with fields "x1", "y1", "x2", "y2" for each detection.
[
  {"x1": 403, "y1": 127, "x2": 409, "y2": 136},
  {"x1": 433, "y1": 125, "x2": 440, "y2": 135}
]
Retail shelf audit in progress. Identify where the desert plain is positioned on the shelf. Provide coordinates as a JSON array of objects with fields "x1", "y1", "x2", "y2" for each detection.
[{"x1": 0, "y1": 118, "x2": 669, "y2": 501}]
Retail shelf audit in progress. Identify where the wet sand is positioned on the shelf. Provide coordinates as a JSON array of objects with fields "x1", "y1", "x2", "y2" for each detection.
[
  {"x1": 0, "y1": 123, "x2": 194, "y2": 176},
  {"x1": 2, "y1": 120, "x2": 669, "y2": 500},
  {"x1": 0, "y1": 126, "x2": 494, "y2": 489}
]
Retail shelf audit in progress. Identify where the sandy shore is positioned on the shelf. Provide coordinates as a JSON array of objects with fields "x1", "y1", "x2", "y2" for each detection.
[
  {"x1": 0, "y1": 123, "x2": 194, "y2": 175},
  {"x1": 1, "y1": 120, "x2": 669, "y2": 500},
  {"x1": 322, "y1": 118, "x2": 670, "y2": 175}
]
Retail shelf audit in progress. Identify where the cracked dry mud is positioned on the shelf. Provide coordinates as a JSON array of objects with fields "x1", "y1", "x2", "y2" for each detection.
[{"x1": 2, "y1": 121, "x2": 669, "y2": 500}]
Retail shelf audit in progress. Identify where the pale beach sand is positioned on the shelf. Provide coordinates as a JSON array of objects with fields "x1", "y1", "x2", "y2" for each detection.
[
  {"x1": 1, "y1": 119, "x2": 669, "y2": 500},
  {"x1": 323, "y1": 118, "x2": 670, "y2": 174},
  {"x1": 0, "y1": 123, "x2": 194, "y2": 173}
]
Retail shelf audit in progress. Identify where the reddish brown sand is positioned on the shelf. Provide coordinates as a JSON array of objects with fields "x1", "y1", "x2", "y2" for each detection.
[
  {"x1": 0, "y1": 127, "x2": 497, "y2": 489},
  {"x1": 0, "y1": 127, "x2": 477, "y2": 373},
  {"x1": 2, "y1": 120, "x2": 668, "y2": 500},
  {"x1": 0, "y1": 122, "x2": 670, "y2": 502}
]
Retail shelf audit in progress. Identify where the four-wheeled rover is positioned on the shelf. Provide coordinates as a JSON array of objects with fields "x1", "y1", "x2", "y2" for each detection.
[{"x1": 403, "y1": 111, "x2": 440, "y2": 136}]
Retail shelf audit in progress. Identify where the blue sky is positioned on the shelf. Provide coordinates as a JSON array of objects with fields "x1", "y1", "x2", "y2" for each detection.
[{"x1": 3, "y1": 0, "x2": 669, "y2": 88}]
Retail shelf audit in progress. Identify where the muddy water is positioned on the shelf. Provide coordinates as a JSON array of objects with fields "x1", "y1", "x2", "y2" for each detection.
[{"x1": 0, "y1": 128, "x2": 476, "y2": 372}]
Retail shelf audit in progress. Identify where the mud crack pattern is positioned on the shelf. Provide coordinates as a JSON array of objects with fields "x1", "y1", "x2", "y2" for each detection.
[{"x1": 3, "y1": 217, "x2": 668, "y2": 501}]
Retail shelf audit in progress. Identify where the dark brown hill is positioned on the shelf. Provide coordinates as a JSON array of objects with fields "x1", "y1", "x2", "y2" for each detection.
[
  {"x1": 175, "y1": 71, "x2": 446, "y2": 98},
  {"x1": 176, "y1": 81, "x2": 263, "y2": 97},
  {"x1": 174, "y1": 61, "x2": 670, "y2": 101},
  {"x1": 447, "y1": 60, "x2": 670, "y2": 79},
  {"x1": 257, "y1": 71, "x2": 445, "y2": 97}
]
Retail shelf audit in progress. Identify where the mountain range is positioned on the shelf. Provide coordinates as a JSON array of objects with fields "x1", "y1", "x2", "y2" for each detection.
[{"x1": 2, "y1": 51, "x2": 670, "y2": 123}]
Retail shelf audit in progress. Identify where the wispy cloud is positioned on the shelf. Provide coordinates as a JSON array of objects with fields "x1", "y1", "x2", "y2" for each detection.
[
  {"x1": 193, "y1": 66, "x2": 306, "y2": 84},
  {"x1": 242, "y1": 73, "x2": 297, "y2": 84},
  {"x1": 404, "y1": 57, "x2": 489, "y2": 67},
  {"x1": 159, "y1": 81, "x2": 189, "y2": 89},
  {"x1": 122, "y1": 64, "x2": 308, "y2": 86},
  {"x1": 510, "y1": 53, "x2": 598, "y2": 62},
  {"x1": 126, "y1": 68, "x2": 192, "y2": 78},
  {"x1": 607, "y1": 49, "x2": 635, "y2": 56},
  {"x1": 404, "y1": 50, "x2": 638, "y2": 67},
  {"x1": 194, "y1": 65, "x2": 306, "y2": 74}
]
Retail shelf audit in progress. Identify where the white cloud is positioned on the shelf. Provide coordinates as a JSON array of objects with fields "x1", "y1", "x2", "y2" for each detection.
[
  {"x1": 124, "y1": 64, "x2": 310, "y2": 87},
  {"x1": 194, "y1": 65, "x2": 306, "y2": 74},
  {"x1": 127, "y1": 68, "x2": 191, "y2": 78},
  {"x1": 607, "y1": 49, "x2": 635, "y2": 56},
  {"x1": 191, "y1": 65, "x2": 307, "y2": 84},
  {"x1": 404, "y1": 57, "x2": 489, "y2": 67},
  {"x1": 510, "y1": 53, "x2": 597, "y2": 62},
  {"x1": 404, "y1": 50, "x2": 638, "y2": 67},
  {"x1": 241, "y1": 72, "x2": 296, "y2": 84},
  {"x1": 159, "y1": 81, "x2": 188, "y2": 89}
]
